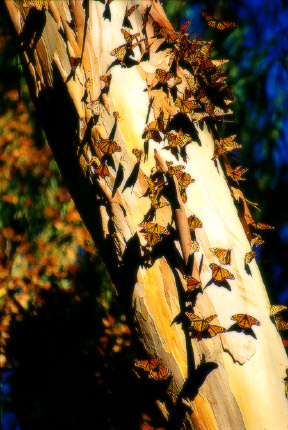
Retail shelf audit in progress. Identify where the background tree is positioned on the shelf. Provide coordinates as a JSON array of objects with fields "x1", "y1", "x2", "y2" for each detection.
[{"x1": 0, "y1": 0, "x2": 288, "y2": 430}]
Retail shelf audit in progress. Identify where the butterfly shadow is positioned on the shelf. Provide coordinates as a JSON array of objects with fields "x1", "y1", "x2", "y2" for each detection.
[
  {"x1": 106, "y1": 57, "x2": 138, "y2": 73},
  {"x1": 167, "y1": 360, "x2": 218, "y2": 430},
  {"x1": 227, "y1": 323, "x2": 257, "y2": 339},
  {"x1": 19, "y1": 8, "x2": 46, "y2": 53},
  {"x1": 166, "y1": 113, "x2": 201, "y2": 146},
  {"x1": 204, "y1": 279, "x2": 232, "y2": 292},
  {"x1": 244, "y1": 263, "x2": 252, "y2": 276}
]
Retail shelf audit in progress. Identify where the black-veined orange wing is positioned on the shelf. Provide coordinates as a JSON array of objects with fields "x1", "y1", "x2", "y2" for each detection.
[
  {"x1": 132, "y1": 148, "x2": 143, "y2": 163},
  {"x1": 135, "y1": 358, "x2": 160, "y2": 372},
  {"x1": 144, "y1": 232, "x2": 162, "y2": 246},
  {"x1": 250, "y1": 234, "x2": 264, "y2": 248},
  {"x1": 270, "y1": 305, "x2": 287, "y2": 316},
  {"x1": 179, "y1": 19, "x2": 193, "y2": 34},
  {"x1": 126, "y1": 4, "x2": 139, "y2": 18},
  {"x1": 110, "y1": 44, "x2": 128, "y2": 62},
  {"x1": 210, "y1": 247, "x2": 231, "y2": 265},
  {"x1": 121, "y1": 28, "x2": 140, "y2": 44},
  {"x1": 200, "y1": 12, "x2": 237, "y2": 31},
  {"x1": 149, "y1": 364, "x2": 171, "y2": 380},
  {"x1": 95, "y1": 163, "x2": 109, "y2": 178},
  {"x1": 207, "y1": 324, "x2": 226, "y2": 337},
  {"x1": 188, "y1": 215, "x2": 202, "y2": 230},
  {"x1": 96, "y1": 139, "x2": 121, "y2": 155},
  {"x1": 231, "y1": 314, "x2": 260, "y2": 329},
  {"x1": 245, "y1": 251, "x2": 258, "y2": 264},
  {"x1": 210, "y1": 263, "x2": 234, "y2": 282},
  {"x1": 275, "y1": 316, "x2": 288, "y2": 331},
  {"x1": 175, "y1": 98, "x2": 199, "y2": 113},
  {"x1": 185, "y1": 276, "x2": 202, "y2": 292}
]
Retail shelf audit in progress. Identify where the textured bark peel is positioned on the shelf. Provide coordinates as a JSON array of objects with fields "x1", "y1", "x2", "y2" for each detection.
[{"x1": 4, "y1": 0, "x2": 288, "y2": 428}]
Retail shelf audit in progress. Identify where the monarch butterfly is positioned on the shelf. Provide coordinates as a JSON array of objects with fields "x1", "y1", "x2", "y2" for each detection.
[
  {"x1": 210, "y1": 248, "x2": 231, "y2": 265},
  {"x1": 245, "y1": 251, "x2": 258, "y2": 265},
  {"x1": 96, "y1": 139, "x2": 121, "y2": 155},
  {"x1": 141, "y1": 38, "x2": 151, "y2": 61},
  {"x1": 135, "y1": 357, "x2": 160, "y2": 372},
  {"x1": 165, "y1": 130, "x2": 192, "y2": 148},
  {"x1": 142, "y1": 5, "x2": 152, "y2": 30},
  {"x1": 275, "y1": 316, "x2": 288, "y2": 331},
  {"x1": 149, "y1": 364, "x2": 171, "y2": 380},
  {"x1": 144, "y1": 232, "x2": 162, "y2": 246},
  {"x1": 227, "y1": 166, "x2": 248, "y2": 184},
  {"x1": 135, "y1": 357, "x2": 170, "y2": 380},
  {"x1": 185, "y1": 276, "x2": 201, "y2": 292},
  {"x1": 121, "y1": 29, "x2": 140, "y2": 45},
  {"x1": 175, "y1": 171, "x2": 194, "y2": 191},
  {"x1": 208, "y1": 325, "x2": 226, "y2": 337},
  {"x1": 144, "y1": 110, "x2": 165, "y2": 132},
  {"x1": 200, "y1": 12, "x2": 238, "y2": 31},
  {"x1": 70, "y1": 57, "x2": 81, "y2": 71},
  {"x1": 210, "y1": 263, "x2": 234, "y2": 283},
  {"x1": 282, "y1": 339, "x2": 288, "y2": 348},
  {"x1": 188, "y1": 215, "x2": 202, "y2": 230},
  {"x1": 186, "y1": 313, "x2": 217, "y2": 331},
  {"x1": 150, "y1": 196, "x2": 168, "y2": 209},
  {"x1": 100, "y1": 74, "x2": 112, "y2": 88},
  {"x1": 179, "y1": 19, "x2": 193, "y2": 34},
  {"x1": 140, "y1": 222, "x2": 168, "y2": 235},
  {"x1": 166, "y1": 161, "x2": 185, "y2": 174},
  {"x1": 212, "y1": 59, "x2": 229, "y2": 67},
  {"x1": 110, "y1": 44, "x2": 129, "y2": 62},
  {"x1": 250, "y1": 234, "x2": 264, "y2": 248},
  {"x1": 122, "y1": 3, "x2": 139, "y2": 28},
  {"x1": 181, "y1": 189, "x2": 187, "y2": 203},
  {"x1": 191, "y1": 240, "x2": 200, "y2": 253},
  {"x1": 23, "y1": 0, "x2": 48, "y2": 10},
  {"x1": 94, "y1": 163, "x2": 109, "y2": 178},
  {"x1": 175, "y1": 98, "x2": 199, "y2": 114},
  {"x1": 190, "y1": 112, "x2": 209, "y2": 122},
  {"x1": 270, "y1": 305, "x2": 287, "y2": 316},
  {"x1": 152, "y1": 21, "x2": 165, "y2": 38},
  {"x1": 251, "y1": 221, "x2": 274, "y2": 231},
  {"x1": 155, "y1": 69, "x2": 174, "y2": 85},
  {"x1": 187, "y1": 314, "x2": 226, "y2": 338},
  {"x1": 199, "y1": 41, "x2": 214, "y2": 60},
  {"x1": 132, "y1": 148, "x2": 142, "y2": 163},
  {"x1": 213, "y1": 135, "x2": 241, "y2": 159},
  {"x1": 231, "y1": 314, "x2": 260, "y2": 329}
]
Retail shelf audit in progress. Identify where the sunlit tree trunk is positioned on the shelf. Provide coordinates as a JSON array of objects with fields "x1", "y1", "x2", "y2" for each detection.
[{"x1": 3, "y1": 0, "x2": 288, "y2": 428}]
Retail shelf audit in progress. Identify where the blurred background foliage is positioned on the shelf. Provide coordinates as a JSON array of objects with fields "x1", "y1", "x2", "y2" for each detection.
[{"x1": 0, "y1": 0, "x2": 288, "y2": 429}]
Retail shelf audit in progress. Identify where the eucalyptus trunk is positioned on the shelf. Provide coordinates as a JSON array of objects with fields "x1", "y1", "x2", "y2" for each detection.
[{"x1": 3, "y1": 0, "x2": 288, "y2": 428}]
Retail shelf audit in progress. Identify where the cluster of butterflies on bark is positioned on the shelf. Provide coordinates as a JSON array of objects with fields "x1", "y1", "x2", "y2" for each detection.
[{"x1": 21, "y1": 0, "x2": 288, "y2": 393}]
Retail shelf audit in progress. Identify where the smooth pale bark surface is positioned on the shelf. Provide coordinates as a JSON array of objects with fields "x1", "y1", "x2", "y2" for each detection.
[{"x1": 4, "y1": 1, "x2": 288, "y2": 428}]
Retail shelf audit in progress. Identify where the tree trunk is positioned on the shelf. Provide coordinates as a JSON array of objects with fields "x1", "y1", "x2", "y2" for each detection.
[{"x1": 3, "y1": 0, "x2": 288, "y2": 428}]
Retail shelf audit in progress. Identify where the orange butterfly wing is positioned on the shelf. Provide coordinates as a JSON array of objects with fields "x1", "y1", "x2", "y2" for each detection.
[
  {"x1": 97, "y1": 139, "x2": 121, "y2": 155},
  {"x1": 208, "y1": 324, "x2": 226, "y2": 337},
  {"x1": 231, "y1": 314, "x2": 260, "y2": 329},
  {"x1": 210, "y1": 247, "x2": 231, "y2": 265},
  {"x1": 275, "y1": 316, "x2": 288, "y2": 331},
  {"x1": 270, "y1": 305, "x2": 287, "y2": 316},
  {"x1": 245, "y1": 251, "x2": 258, "y2": 264},
  {"x1": 95, "y1": 163, "x2": 109, "y2": 178},
  {"x1": 135, "y1": 358, "x2": 160, "y2": 372},
  {"x1": 144, "y1": 232, "x2": 162, "y2": 246},
  {"x1": 188, "y1": 215, "x2": 203, "y2": 230},
  {"x1": 185, "y1": 276, "x2": 202, "y2": 292},
  {"x1": 210, "y1": 263, "x2": 234, "y2": 282}
]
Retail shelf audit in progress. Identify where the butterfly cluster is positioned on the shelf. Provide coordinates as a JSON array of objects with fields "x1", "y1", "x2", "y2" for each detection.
[{"x1": 75, "y1": 3, "x2": 284, "y2": 394}]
